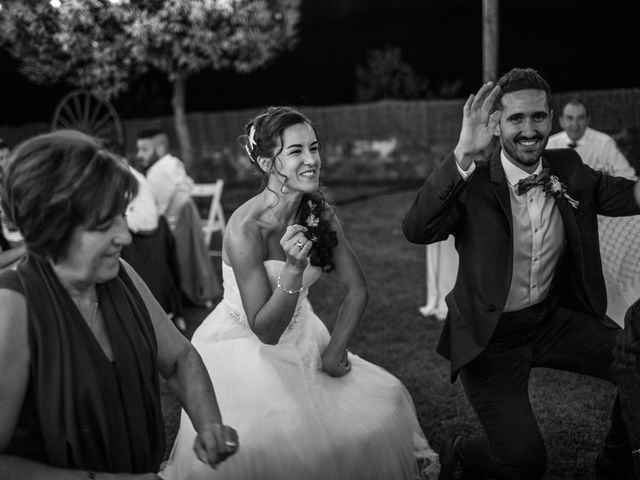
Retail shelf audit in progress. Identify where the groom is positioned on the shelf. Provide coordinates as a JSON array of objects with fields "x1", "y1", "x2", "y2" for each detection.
[{"x1": 403, "y1": 68, "x2": 638, "y2": 479}]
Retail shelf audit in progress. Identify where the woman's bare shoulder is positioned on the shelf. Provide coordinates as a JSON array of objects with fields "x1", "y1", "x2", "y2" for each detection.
[
  {"x1": 0, "y1": 288, "x2": 27, "y2": 320},
  {"x1": 225, "y1": 197, "x2": 275, "y2": 251},
  {"x1": 0, "y1": 288, "x2": 28, "y2": 357}
]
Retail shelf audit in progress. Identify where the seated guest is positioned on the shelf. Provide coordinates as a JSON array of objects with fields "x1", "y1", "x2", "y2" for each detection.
[
  {"x1": 121, "y1": 166, "x2": 185, "y2": 329},
  {"x1": 0, "y1": 130, "x2": 238, "y2": 478},
  {"x1": 136, "y1": 129, "x2": 221, "y2": 307},
  {"x1": 547, "y1": 98, "x2": 636, "y2": 179},
  {"x1": 135, "y1": 129, "x2": 193, "y2": 217}
]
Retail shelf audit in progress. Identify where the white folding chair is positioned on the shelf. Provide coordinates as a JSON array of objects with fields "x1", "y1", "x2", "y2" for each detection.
[{"x1": 191, "y1": 180, "x2": 226, "y2": 257}]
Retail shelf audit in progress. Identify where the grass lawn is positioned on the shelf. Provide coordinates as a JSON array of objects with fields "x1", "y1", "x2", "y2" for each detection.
[{"x1": 166, "y1": 184, "x2": 616, "y2": 479}]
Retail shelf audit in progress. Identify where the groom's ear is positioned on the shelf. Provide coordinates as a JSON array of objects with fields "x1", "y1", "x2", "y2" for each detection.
[{"x1": 494, "y1": 121, "x2": 501, "y2": 137}]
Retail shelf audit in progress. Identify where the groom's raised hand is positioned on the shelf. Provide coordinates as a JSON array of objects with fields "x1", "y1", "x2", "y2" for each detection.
[{"x1": 454, "y1": 82, "x2": 502, "y2": 170}]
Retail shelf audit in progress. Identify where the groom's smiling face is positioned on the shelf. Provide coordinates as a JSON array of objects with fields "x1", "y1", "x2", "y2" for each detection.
[{"x1": 496, "y1": 89, "x2": 553, "y2": 173}]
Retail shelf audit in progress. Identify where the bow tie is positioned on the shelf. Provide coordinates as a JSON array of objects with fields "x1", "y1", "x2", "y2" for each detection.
[{"x1": 516, "y1": 168, "x2": 550, "y2": 195}]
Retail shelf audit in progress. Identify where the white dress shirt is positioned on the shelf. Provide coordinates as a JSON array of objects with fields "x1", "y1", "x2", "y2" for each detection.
[
  {"x1": 145, "y1": 153, "x2": 194, "y2": 216},
  {"x1": 500, "y1": 153, "x2": 565, "y2": 311},
  {"x1": 457, "y1": 154, "x2": 566, "y2": 312},
  {"x1": 127, "y1": 167, "x2": 159, "y2": 233},
  {"x1": 547, "y1": 127, "x2": 636, "y2": 180}
]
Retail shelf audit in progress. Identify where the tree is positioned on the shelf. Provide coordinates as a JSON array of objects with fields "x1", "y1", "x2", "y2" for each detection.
[
  {"x1": 0, "y1": 0, "x2": 300, "y2": 170},
  {"x1": 354, "y1": 46, "x2": 428, "y2": 102}
]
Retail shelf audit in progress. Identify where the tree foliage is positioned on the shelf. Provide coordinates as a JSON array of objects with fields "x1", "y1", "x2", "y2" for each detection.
[
  {"x1": 0, "y1": 0, "x2": 300, "y2": 100},
  {"x1": 354, "y1": 46, "x2": 463, "y2": 102},
  {"x1": 0, "y1": 0, "x2": 300, "y2": 167},
  {"x1": 355, "y1": 46, "x2": 428, "y2": 102}
]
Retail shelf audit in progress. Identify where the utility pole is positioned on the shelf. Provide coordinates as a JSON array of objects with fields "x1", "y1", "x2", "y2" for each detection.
[{"x1": 483, "y1": 0, "x2": 499, "y2": 83}]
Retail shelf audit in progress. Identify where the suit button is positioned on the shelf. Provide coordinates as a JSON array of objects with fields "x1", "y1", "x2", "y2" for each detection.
[{"x1": 488, "y1": 304, "x2": 496, "y2": 312}]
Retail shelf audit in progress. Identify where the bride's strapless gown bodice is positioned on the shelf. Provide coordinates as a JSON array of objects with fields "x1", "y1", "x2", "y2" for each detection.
[
  {"x1": 161, "y1": 260, "x2": 439, "y2": 480},
  {"x1": 211, "y1": 260, "x2": 323, "y2": 343}
]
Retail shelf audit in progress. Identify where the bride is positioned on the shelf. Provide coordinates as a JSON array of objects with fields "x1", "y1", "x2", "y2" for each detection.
[{"x1": 161, "y1": 106, "x2": 439, "y2": 480}]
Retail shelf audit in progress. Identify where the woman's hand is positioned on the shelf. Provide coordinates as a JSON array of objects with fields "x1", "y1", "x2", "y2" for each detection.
[
  {"x1": 193, "y1": 423, "x2": 239, "y2": 470},
  {"x1": 321, "y1": 349, "x2": 352, "y2": 377},
  {"x1": 280, "y1": 224, "x2": 313, "y2": 271}
]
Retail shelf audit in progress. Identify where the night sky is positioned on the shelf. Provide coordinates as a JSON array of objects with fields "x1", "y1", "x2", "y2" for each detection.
[{"x1": 1, "y1": 0, "x2": 639, "y2": 126}]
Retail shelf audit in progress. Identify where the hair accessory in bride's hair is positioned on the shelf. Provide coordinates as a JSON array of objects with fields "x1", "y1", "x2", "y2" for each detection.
[{"x1": 244, "y1": 124, "x2": 257, "y2": 161}]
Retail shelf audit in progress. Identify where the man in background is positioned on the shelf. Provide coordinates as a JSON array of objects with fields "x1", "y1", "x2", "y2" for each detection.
[
  {"x1": 136, "y1": 129, "x2": 195, "y2": 216},
  {"x1": 135, "y1": 129, "x2": 221, "y2": 308},
  {"x1": 547, "y1": 98, "x2": 636, "y2": 179},
  {"x1": 549, "y1": 99, "x2": 640, "y2": 326}
]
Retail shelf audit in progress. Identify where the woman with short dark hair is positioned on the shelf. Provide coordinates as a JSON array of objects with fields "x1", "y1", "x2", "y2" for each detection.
[{"x1": 0, "y1": 130, "x2": 238, "y2": 479}]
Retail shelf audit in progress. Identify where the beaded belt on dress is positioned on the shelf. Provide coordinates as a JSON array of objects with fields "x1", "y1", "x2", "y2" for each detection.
[{"x1": 223, "y1": 300, "x2": 302, "y2": 331}]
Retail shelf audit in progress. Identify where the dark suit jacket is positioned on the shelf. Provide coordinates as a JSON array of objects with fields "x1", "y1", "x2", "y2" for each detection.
[{"x1": 403, "y1": 147, "x2": 640, "y2": 379}]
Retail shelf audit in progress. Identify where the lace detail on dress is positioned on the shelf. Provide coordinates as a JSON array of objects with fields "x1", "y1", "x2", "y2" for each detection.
[{"x1": 224, "y1": 302, "x2": 302, "y2": 331}]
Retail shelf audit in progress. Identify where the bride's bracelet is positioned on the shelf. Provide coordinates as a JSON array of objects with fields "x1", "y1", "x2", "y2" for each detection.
[{"x1": 277, "y1": 275, "x2": 304, "y2": 295}]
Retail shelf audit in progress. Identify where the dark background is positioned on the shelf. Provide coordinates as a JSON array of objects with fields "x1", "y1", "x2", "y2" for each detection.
[{"x1": 1, "y1": 0, "x2": 639, "y2": 126}]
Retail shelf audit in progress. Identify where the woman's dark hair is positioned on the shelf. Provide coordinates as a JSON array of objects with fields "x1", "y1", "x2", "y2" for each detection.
[
  {"x1": 1, "y1": 130, "x2": 138, "y2": 261},
  {"x1": 240, "y1": 106, "x2": 337, "y2": 271},
  {"x1": 295, "y1": 191, "x2": 338, "y2": 272}
]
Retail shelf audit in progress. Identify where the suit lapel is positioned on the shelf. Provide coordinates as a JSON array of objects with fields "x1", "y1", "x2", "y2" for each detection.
[
  {"x1": 489, "y1": 148, "x2": 512, "y2": 227},
  {"x1": 543, "y1": 156, "x2": 594, "y2": 312},
  {"x1": 543, "y1": 156, "x2": 583, "y2": 258}
]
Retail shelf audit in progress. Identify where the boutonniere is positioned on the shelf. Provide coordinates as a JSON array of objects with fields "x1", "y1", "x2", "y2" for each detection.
[{"x1": 543, "y1": 175, "x2": 579, "y2": 209}]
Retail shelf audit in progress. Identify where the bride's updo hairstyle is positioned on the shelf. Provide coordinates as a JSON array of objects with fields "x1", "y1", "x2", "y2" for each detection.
[
  {"x1": 1, "y1": 130, "x2": 138, "y2": 262},
  {"x1": 240, "y1": 106, "x2": 338, "y2": 272}
]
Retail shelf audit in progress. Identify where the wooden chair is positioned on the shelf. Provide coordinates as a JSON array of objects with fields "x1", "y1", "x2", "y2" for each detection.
[{"x1": 190, "y1": 180, "x2": 226, "y2": 257}]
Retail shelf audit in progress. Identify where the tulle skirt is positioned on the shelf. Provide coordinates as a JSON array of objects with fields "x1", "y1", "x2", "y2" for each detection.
[{"x1": 160, "y1": 300, "x2": 439, "y2": 480}]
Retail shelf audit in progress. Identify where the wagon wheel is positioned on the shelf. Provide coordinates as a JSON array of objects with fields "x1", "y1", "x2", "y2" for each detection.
[{"x1": 51, "y1": 90, "x2": 125, "y2": 148}]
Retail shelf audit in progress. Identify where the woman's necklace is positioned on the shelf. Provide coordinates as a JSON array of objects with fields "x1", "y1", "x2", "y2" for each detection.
[
  {"x1": 89, "y1": 299, "x2": 99, "y2": 326},
  {"x1": 70, "y1": 290, "x2": 99, "y2": 326}
]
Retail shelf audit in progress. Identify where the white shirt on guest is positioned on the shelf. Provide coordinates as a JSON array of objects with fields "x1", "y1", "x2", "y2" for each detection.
[
  {"x1": 127, "y1": 167, "x2": 159, "y2": 233},
  {"x1": 145, "y1": 153, "x2": 194, "y2": 216},
  {"x1": 547, "y1": 127, "x2": 636, "y2": 179}
]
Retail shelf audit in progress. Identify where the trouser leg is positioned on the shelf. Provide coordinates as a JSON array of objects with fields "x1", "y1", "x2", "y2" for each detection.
[
  {"x1": 459, "y1": 342, "x2": 546, "y2": 480},
  {"x1": 532, "y1": 306, "x2": 631, "y2": 474}
]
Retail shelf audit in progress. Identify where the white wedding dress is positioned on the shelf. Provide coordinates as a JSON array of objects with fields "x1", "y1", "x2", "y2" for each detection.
[{"x1": 161, "y1": 260, "x2": 439, "y2": 480}]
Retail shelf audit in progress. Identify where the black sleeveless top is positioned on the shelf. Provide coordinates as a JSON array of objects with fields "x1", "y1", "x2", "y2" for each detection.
[{"x1": 0, "y1": 255, "x2": 165, "y2": 472}]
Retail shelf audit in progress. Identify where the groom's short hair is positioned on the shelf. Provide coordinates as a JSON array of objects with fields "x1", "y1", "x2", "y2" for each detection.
[{"x1": 494, "y1": 67, "x2": 552, "y2": 110}]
